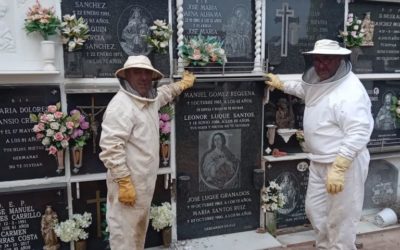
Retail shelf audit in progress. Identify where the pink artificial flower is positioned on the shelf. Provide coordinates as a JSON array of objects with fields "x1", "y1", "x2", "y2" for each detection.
[
  {"x1": 40, "y1": 114, "x2": 48, "y2": 123},
  {"x1": 53, "y1": 132, "x2": 64, "y2": 141},
  {"x1": 192, "y1": 49, "x2": 201, "y2": 60},
  {"x1": 38, "y1": 123, "x2": 45, "y2": 131},
  {"x1": 161, "y1": 121, "x2": 171, "y2": 134},
  {"x1": 36, "y1": 133, "x2": 45, "y2": 139},
  {"x1": 159, "y1": 120, "x2": 165, "y2": 128},
  {"x1": 33, "y1": 124, "x2": 41, "y2": 133},
  {"x1": 66, "y1": 121, "x2": 75, "y2": 130},
  {"x1": 71, "y1": 129, "x2": 83, "y2": 139},
  {"x1": 48, "y1": 145, "x2": 58, "y2": 155},
  {"x1": 80, "y1": 121, "x2": 89, "y2": 130},
  {"x1": 160, "y1": 113, "x2": 170, "y2": 122},
  {"x1": 54, "y1": 111, "x2": 63, "y2": 119},
  {"x1": 47, "y1": 105, "x2": 58, "y2": 113}
]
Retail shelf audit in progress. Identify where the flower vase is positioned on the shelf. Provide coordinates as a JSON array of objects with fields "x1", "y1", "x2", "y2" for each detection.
[
  {"x1": 74, "y1": 240, "x2": 87, "y2": 250},
  {"x1": 55, "y1": 150, "x2": 65, "y2": 174},
  {"x1": 41, "y1": 40, "x2": 56, "y2": 71},
  {"x1": 265, "y1": 211, "x2": 277, "y2": 237},
  {"x1": 71, "y1": 146, "x2": 83, "y2": 173},
  {"x1": 160, "y1": 142, "x2": 170, "y2": 167},
  {"x1": 161, "y1": 227, "x2": 172, "y2": 248},
  {"x1": 350, "y1": 47, "x2": 362, "y2": 66}
]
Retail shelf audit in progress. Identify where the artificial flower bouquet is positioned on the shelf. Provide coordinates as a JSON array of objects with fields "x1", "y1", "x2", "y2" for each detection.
[
  {"x1": 339, "y1": 13, "x2": 365, "y2": 48},
  {"x1": 54, "y1": 212, "x2": 92, "y2": 242},
  {"x1": 24, "y1": 0, "x2": 61, "y2": 40},
  {"x1": 261, "y1": 181, "x2": 286, "y2": 213},
  {"x1": 30, "y1": 103, "x2": 75, "y2": 155},
  {"x1": 178, "y1": 34, "x2": 227, "y2": 67},
  {"x1": 159, "y1": 104, "x2": 174, "y2": 144},
  {"x1": 146, "y1": 19, "x2": 173, "y2": 54},
  {"x1": 68, "y1": 109, "x2": 91, "y2": 148},
  {"x1": 149, "y1": 202, "x2": 173, "y2": 231},
  {"x1": 60, "y1": 14, "x2": 90, "y2": 52}
]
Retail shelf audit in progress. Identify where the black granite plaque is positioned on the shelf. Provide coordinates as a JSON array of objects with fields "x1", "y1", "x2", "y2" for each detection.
[
  {"x1": 265, "y1": 159, "x2": 310, "y2": 229},
  {"x1": 0, "y1": 86, "x2": 62, "y2": 181},
  {"x1": 180, "y1": 0, "x2": 255, "y2": 69},
  {"x1": 62, "y1": 0, "x2": 170, "y2": 78},
  {"x1": 265, "y1": 0, "x2": 344, "y2": 74},
  {"x1": 349, "y1": 1, "x2": 400, "y2": 73},
  {"x1": 67, "y1": 93, "x2": 114, "y2": 175},
  {"x1": 0, "y1": 188, "x2": 68, "y2": 250},
  {"x1": 363, "y1": 159, "x2": 398, "y2": 209},
  {"x1": 175, "y1": 81, "x2": 264, "y2": 240},
  {"x1": 363, "y1": 80, "x2": 400, "y2": 152}
]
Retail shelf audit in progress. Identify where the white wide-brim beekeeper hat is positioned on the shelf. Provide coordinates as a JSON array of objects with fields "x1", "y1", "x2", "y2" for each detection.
[
  {"x1": 115, "y1": 55, "x2": 164, "y2": 80},
  {"x1": 302, "y1": 39, "x2": 351, "y2": 55}
]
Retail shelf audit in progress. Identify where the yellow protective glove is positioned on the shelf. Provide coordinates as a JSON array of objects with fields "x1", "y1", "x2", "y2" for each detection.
[
  {"x1": 178, "y1": 70, "x2": 196, "y2": 91},
  {"x1": 265, "y1": 73, "x2": 284, "y2": 91},
  {"x1": 116, "y1": 176, "x2": 136, "y2": 206},
  {"x1": 326, "y1": 156, "x2": 352, "y2": 194}
]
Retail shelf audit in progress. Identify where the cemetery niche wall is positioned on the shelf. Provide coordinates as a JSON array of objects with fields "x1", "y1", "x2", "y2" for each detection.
[
  {"x1": 175, "y1": 81, "x2": 264, "y2": 240},
  {"x1": 61, "y1": 0, "x2": 170, "y2": 78},
  {"x1": 265, "y1": 0, "x2": 344, "y2": 74}
]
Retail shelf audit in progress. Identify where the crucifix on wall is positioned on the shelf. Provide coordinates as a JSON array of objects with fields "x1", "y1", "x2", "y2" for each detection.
[
  {"x1": 86, "y1": 190, "x2": 107, "y2": 238},
  {"x1": 77, "y1": 96, "x2": 107, "y2": 154},
  {"x1": 276, "y1": 3, "x2": 294, "y2": 57}
]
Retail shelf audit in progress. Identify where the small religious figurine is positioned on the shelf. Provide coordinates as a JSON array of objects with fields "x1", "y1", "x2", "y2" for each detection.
[
  {"x1": 41, "y1": 205, "x2": 60, "y2": 250},
  {"x1": 361, "y1": 12, "x2": 375, "y2": 46},
  {"x1": 275, "y1": 97, "x2": 295, "y2": 129}
]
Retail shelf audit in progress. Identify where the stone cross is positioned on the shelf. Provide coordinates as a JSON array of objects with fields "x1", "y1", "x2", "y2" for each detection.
[{"x1": 276, "y1": 3, "x2": 294, "y2": 57}]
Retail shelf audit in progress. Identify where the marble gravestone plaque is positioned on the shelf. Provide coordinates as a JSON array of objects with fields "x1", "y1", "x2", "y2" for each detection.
[
  {"x1": 265, "y1": 159, "x2": 310, "y2": 229},
  {"x1": 363, "y1": 159, "x2": 398, "y2": 209},
  {"x1": 181, "y1": 0, "x2": 255, "y2": 70},
  {"x1": 0, "y1": 86, "x2": 61, "y2": 181},
  {"x1": 265, "y1": 0, "x2": 344, "y2": 74},
  {"x1": 62, "y1": 0, "x2": 170, "y2": 78},
  {"x1": 0, "y1": 188, "x2": 68, "y2": 250},
  {"x1": 175, "y1": 81, "x2": 264, "y2": 240},
  {"x1": 66, "y1": 93, "x2": 114, "y2": 175},
  {"x1": 363, "y1": 80, "x2": 400, "y2": 153},
  {"x1": 349, "y1": 1, "x2": 400, "y2": 73}
]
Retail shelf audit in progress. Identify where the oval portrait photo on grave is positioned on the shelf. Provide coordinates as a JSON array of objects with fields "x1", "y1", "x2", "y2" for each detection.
[
  {"x1": 199, "y1": 130, "x2": 241, "y2": 191},
  {"x1": 117, "y1": 5, "x2": 153, "y2": 56}
]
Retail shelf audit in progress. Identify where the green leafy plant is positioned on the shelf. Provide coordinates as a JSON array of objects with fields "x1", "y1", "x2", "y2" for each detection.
[
  {"x1": 178, "y1": 34, "x2": 227, "y2": 67},
  {"x1": 60, "y1": 14, "x2": 90, "y2": 52},
  {"x1": 339, "y1": 13, "x2": 365, "y2": 48},
  {"x1": 24, "y1": 0, "x2": 61, "y2": 40},
  {"x1": 145, "y1": 19, "x2": 173, "y2": 54}
]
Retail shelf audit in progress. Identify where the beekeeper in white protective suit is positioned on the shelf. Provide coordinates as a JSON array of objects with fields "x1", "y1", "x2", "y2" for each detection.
[
  {"x1": 265, "y1": 39, "x2": 373, "y2": 250},
  {"x1": 99, "y1": 55, "x2": 196, "y2": 250}
]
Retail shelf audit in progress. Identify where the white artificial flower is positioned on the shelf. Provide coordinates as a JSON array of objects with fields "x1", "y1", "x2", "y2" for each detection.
[
  {"x1": 42, "y1": 137, "x2": 51, "y2": 146},
  {"x1": 50, "y1": 122, "x2": 60, "y2": 130}
]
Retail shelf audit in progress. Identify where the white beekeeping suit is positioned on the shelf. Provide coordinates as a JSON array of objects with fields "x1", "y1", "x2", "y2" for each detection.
[{"x1": 265, "y1": 39, "x2": 374, "y2": 250}]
